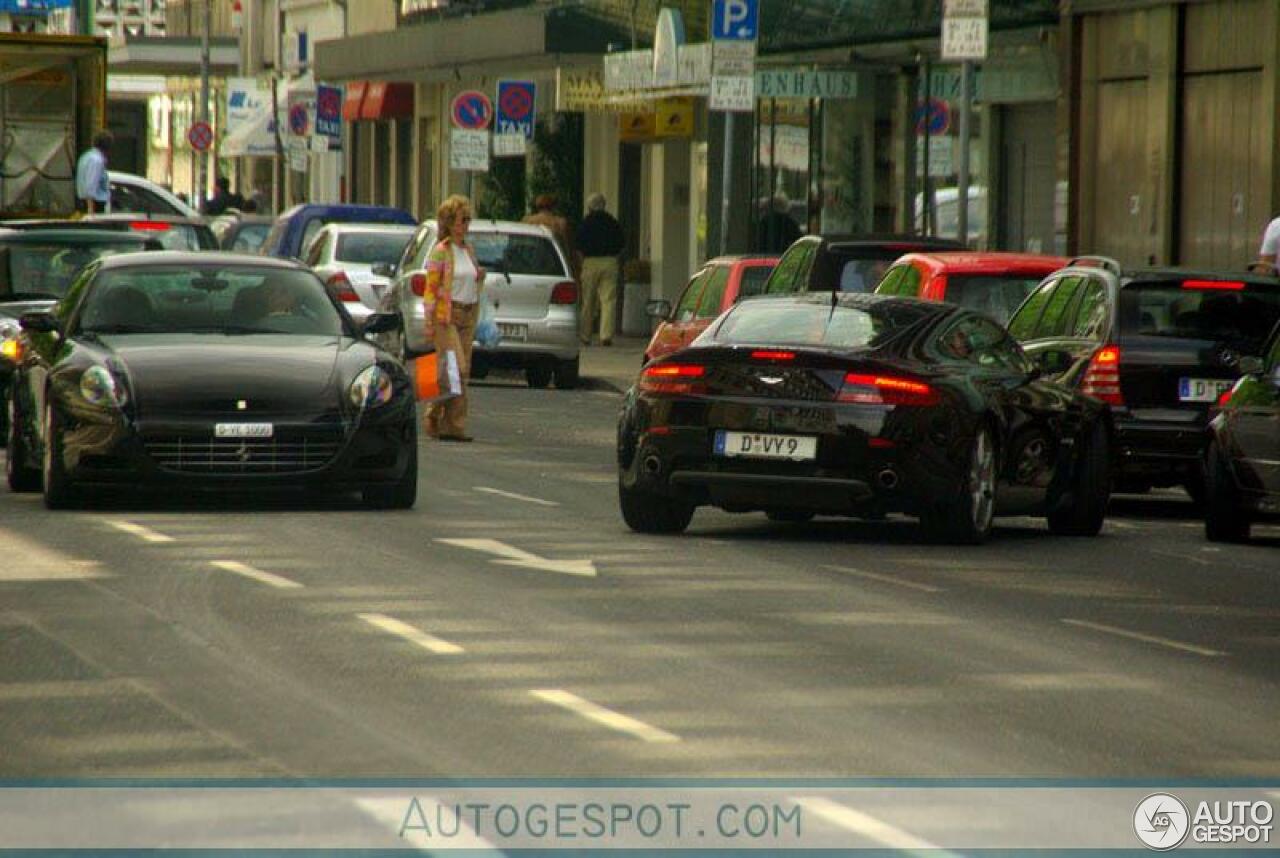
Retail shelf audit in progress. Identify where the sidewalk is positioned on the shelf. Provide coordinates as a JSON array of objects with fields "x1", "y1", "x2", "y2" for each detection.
[{"x1": 579, "y1": 336, "x2": 647, "y2": 393}]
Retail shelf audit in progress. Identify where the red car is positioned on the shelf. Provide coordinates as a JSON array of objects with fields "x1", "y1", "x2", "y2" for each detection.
[
  {"x1": 644, "y1": 255, "x2": 778, "y2": 363},
  {"x1": 875, "y1": 251, "x2": 1068, "y2": 324}
]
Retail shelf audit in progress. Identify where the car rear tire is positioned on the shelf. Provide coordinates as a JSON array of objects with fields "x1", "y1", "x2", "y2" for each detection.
[
  {"x1": 363, "y1": 433, "x2": 418, "y2": 510},
  {"x1": 1204, "y1": 439, "x2": 1249, "y2": 543},
  {"x1": 41, "y1": 402, "x2": 79, "y2": 510},
  {"x1": 619, "y1": 479, "x2": 693, "y2": 534},
  {"x1": 525, "y1": 364, "x2": 553, "y2": 389},
  {"x1": 553, "y1": 358, "x2": 580, "y2": 390},
  {"x1": 6, "y1": 391, "x2": 39, "y2": 493},
  {"x1": 1047, "y1": 420, "x2": 1110, "y2": 537},
  {"x1": 920, "y1": 427, "x2": 996, "y2": 545},
  {"x1": 766, "y1": 509, "x2": 814, "y2": 523}
]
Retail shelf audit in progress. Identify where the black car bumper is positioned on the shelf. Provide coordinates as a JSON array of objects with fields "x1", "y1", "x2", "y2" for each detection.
[
  {"x1": 1113, "y1": 411, "x2": 1207, "y2": 482},
  {"x1": 54, "y1": 400, "x2": 415, "y2": 492}
]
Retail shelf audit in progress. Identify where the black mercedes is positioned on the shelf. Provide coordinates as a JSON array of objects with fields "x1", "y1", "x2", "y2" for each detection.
[
  {"x1": 5, "y1": 252, "x2": 417, "y2": 509},
  {"x1": 617, "y1": 293, "x2": 1113, "y2": 543}
]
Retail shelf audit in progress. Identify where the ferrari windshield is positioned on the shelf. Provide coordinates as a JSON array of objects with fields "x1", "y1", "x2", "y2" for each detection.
[{"x1": 76, "y1": 266, "x2": 346, "y2": 336}]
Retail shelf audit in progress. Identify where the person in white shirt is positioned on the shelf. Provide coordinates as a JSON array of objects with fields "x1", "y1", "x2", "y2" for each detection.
[
  {"x1": 75, "y1": 131, "x2": 113, "y2": 214},
  {"x1": 1251, "y1": 215, "x2": 1280, "y2": 275}
]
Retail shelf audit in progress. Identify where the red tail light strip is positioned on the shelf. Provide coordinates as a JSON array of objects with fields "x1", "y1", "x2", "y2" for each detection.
[
  {"x1": 838, "y1": 373, "x2": 940, "y2": 406},
  {"x1": 1182, "y1": 279, "x2": 1244, "y2": 291},
  {"x1": 326, "y1": 272, "x2": 360, "y2": 303},
  {"x1": 409, "y1": 273, "x2": 427, "y2": 297},
  {"x1": 1081, "y1": 344, "x2": 1124, "y2": 406},
  {"x1": 639, "y1": 363, "x2": 707, "y2": 395},
  {"x1": 550, "y1": 281, "x2": 578, "y2": 305},
  {"x1": 751, "y1": 350, "x2": 795, "y2": 361}
]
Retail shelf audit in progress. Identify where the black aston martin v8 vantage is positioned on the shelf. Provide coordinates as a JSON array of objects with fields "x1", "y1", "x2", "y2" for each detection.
[
  {"x1": 617, "y1": 293, "x2": 1113, "y2": 543},
  {"x1": 5, "y1": 252, "x2": 417, "y2": 509}
]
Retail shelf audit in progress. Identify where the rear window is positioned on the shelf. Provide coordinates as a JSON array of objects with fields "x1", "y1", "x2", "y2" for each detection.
[
  {"x1": 0, "y1": 240, "x2": 144, "y2": 301},
  {"x1": 1120, "y1": 280, "x2": 1280, "y2": 353},
  {"x1": 945, "y1": 275, "x2": 1044, "y2": 324},
  {"x1": 708, "y1": 298, "x2": 934, "y2": 349},
  {"x1": 469, "y1": 233, "x2": 565, "y2": 277},
  {"x1": 228, "y1": 223, "x2": 271, "y2": 253},
  {"x1": 131, "y1": 223, "x2": 209, "y2": 252},
  {"x1": 736, "y1": 265, "x2": 774, "y2": 300},
  {"x1": 336, "y1": 232, "x2": 411, "y2": 265}
]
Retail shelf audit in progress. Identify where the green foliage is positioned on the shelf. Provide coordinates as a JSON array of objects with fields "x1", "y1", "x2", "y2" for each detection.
[
  {"x1": 476, "y1": 157, "x2": 526, "y2": 222},
  {"x1": 528, "y1": 114, "x2": 584, "y2": 221}
]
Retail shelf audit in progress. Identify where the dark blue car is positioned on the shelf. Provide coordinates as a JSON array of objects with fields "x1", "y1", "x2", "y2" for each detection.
[{"x1": 261, "y1": 204, "x2": 417, "y2": 260}]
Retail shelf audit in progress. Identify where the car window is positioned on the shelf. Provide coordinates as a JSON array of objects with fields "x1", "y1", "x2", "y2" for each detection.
[
  {"x1": 0, "y1": 240, "x2": 145, "y2": 302},
  {"x1": 875, "y1": 264, "x2": 907, "y2": 296},
  {"x1": 764, "y1": 242, "x2": 812, "y2": 294},
  {"x1": 710, "y1": 298, "x2": 934, "y2": 349},
  {"x1": 77, "y1": 266, "x2": 344, "y2": 337},
  {"x1": 300, "y1": 219, "x2": 328, "y2": 257},
  {"x1": 936, "y1": 314, "x2": 1028, "y2": 372},
  {"x1": 674, "y1": 271, "x2": 708, "y2": 322},
  {"x1": 230, "y1": 224, "x2": 271, "y2": 253},
  {"x1": 469, "y1": 233, "x2": 566, "y2": 277},
  {"x1": 1118, "y1": 280, "x2": 1280, "y2": 354},
  {"x1": 261, "y1": 219, "x2": 287, "y2": 256},
  {"x1": 696, "y1": 267, "x2": 731, "y2": 319},
  {"x1": 944, "y1": 274, "x2": 1045, "y2": 325},
  {"x1": 336, "y1": 232, "x2": 412, "y2": 266},
  {"x1": 1033, "y1": 276, "x2": 1083, "y2": 338},
  {"x1": 111, "y1": 182, "x2": 182, "y2": 216},
  {"x1": 837, "y1": 258, "x2": 896, "y2": 293},
  {"x1": 1008, "y1": 278, "x2": 1057, "y2": 341},
  {"x1": 1070, "y1": 278, "x2": 1109, "y2": 340},
  {"x1": 304, "y1": 231, "x2": 328, "y2": 267},
  {"x1": 736, "y1": 265, "x2": 774, "y2": 301}
]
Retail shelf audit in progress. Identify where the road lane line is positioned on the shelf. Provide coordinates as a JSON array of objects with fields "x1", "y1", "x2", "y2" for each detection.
[
  {"x1": 106, "y1": 520, "x2": 174, "y2": 543},
  {"x1": 474, "y1": 486, "x2": 559, "y2": 507},
  {"x1": 793, "y1": 796, "x2": 957, "y2": 855},
  {"x1": 821, "y1": 565, "x2": 944, "y2": 593},
  {"x1": 529, "y1": 689, "x2": 679, "y2": 743},
  {"x1": 358, "y1": 613, "x2": 464, "y2": 655},
  {"x1": 210, "y1": 560, "x2": 302, "y2": 590},
  {"x1": 1062, "y1": 619, "x2": 1225, "y2": 657}
]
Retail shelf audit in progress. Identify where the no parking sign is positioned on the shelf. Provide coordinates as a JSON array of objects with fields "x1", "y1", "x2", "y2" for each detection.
[{"x1": 496, "y1": 80, "x2": 536, "y2": 140}]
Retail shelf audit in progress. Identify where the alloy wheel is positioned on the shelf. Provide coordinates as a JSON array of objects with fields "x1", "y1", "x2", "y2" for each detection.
[{"x1": 969, "y1": 430, "x2": 996, "y2": 533}]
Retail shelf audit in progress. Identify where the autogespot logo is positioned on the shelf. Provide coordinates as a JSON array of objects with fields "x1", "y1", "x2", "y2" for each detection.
[{"x1": 1135, "y1": 793, "x2": 1191, "y2": 851}]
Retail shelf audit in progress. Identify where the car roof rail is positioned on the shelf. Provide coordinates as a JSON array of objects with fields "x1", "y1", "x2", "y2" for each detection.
[{"x1": 1065, "y1": 255, "x2": 1122, "y2": 276}]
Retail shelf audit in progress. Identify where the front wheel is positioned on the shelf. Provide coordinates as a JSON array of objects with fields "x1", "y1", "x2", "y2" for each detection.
[
  {"x1": 363, "y1": 432, "x2": 418, "y2": 510},
  {"x1": 1047, "y1": 420, "x2": 1111, "y2": 537},
  {"x1": 1204, "y1": 439, "x2": 1249, "y2": 543},
  {"x1": 920, "y1": 426, "x2": 996, "y2": 545},
  {"x1": 6, "y1": 390, "x2": 40, "y2": 493},
  {"x1": 41, "y1": 401, "x2": 80, "y2": 510},
  {"x1": 619, "y1": 478, "x2": 693, "y2": 534}
]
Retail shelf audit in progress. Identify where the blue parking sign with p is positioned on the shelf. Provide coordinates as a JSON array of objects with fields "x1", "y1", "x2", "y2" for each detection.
[{"x1": 712, "y1": 0, "x2": 759, "y2": 41}]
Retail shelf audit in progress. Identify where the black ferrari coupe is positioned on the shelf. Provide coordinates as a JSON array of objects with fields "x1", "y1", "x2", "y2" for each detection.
[
  {"x1": 5, "y1": 252, "x2": 417, "y2": 509},
  {"x1": 617, "y1": 293, "x2": 1113, "y2": 543}
]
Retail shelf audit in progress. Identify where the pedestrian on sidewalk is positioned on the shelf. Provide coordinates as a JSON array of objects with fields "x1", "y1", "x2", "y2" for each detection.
[
  {"x1": 74, "y1": 131, "x2": 112, "y2": 214},
  {"x1": 423, "y1": 194, "x2": 486, "y2": 442},
  {"x1": 1251, "y1": 213, "x2": 1280, "y2": 275},
  {"x1": 523, "y1": 194, "x2": 578, "y2": 276},
  {"x1": 575, "y1": 192, "x2": 625, "y2": 346}
]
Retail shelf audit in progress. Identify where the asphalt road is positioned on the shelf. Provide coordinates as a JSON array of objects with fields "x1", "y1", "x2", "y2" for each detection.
[{"x1": 2, "y1": 376, "x2": 1279, "y2": 783}]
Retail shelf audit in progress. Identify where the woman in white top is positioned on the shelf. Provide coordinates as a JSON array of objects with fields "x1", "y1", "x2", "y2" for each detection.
[{"x1": 423, "y1": 194, "x2": 486, "y2": 441}]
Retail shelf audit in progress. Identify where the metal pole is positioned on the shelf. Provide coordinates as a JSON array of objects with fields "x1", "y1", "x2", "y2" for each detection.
[
  {"x1": 719, "y1": 112, "x2": 734, "y2": 256},
  {"x1": 956, "y1": 59, "x2": 972, "y2": 245},
  {"x1": 200, "y1": 0, "x2": 211, "y2": 209}
]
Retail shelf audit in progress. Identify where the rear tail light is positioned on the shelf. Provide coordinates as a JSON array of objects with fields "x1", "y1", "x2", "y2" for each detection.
[
  {"x1": 1182, "y1": 279, "x2": 1244, "y2": 291},
  {"x1": 750, "y1": 350, "x2": 795, "y2": 361},
  {"x1": 0, "y1": 338, "x2": 21, "y2": 362},
  {"x1": 1081, "y1": 344, "x2": 1124, "y2": 406},
  {"x1": 550, "y1": 281, "x2": 578, "y2": 305},
  {"x1": 409, "y1": 273, "x2": 427, "y2": 297},
  {"x1": 129, "y1": 221, "x2": 170, "y2": 232},
  {"x1": 837, "y1": 373, "x2": 940, "y2": 406},
  {"x1": 1217, "y1": 385, "x2": 1236, "y2": 408},
  {"x1": 639, "y1": 363, "x2": 707, "y2": 395},
  {"x1": 326, "y1": 271, "x2": 360, "y2": 303}
]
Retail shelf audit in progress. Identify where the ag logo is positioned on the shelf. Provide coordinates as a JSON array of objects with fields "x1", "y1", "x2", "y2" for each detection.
[{"x1": 1135, "y1": 793, "x2": 1190, "y2": 850}]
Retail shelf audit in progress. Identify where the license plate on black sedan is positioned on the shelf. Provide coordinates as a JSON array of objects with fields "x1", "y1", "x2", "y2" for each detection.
[
  {"x1": 714, "y1": 430, "x2": 817, "y2": 461},
  {"x1": 215, "y1": 422, "x2": 274, "y2": 439}
]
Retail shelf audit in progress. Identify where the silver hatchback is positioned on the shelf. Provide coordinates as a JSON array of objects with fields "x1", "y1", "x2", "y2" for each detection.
[
  {"x1": 305, "y1": 223, "x2": 415, "y2": 325},
  {"x1": 377, "y1": 219, "x2": 580, "y2": 388}
]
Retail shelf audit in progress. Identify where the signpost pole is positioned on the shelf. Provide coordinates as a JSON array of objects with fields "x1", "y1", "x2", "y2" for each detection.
[
  {"x1": 719, "y1": 113, "x2": 734, "y2": 256},
  {"x1": 957, "y1": 59, "x2": 972, "y2": 245},
  {"x1": 199, "y1": 0, "x2": 211, "y2": 209}
]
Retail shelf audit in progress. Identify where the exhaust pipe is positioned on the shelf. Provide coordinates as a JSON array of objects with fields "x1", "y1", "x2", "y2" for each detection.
[
  {"x1": 876, "y1": 468, "x2": 899, "y2": 490},
  {"x1": 642, "y1": 455, "x2": 662, "y2": 476}
]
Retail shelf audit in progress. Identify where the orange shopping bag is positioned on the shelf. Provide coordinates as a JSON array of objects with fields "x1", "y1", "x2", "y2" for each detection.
[{"x1": 413, "y1": 351, "x2": 463, "y2": 403}]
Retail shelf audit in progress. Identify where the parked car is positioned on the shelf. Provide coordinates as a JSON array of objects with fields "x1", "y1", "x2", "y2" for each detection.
[
  {"x1": 260, "y1": 204, "x2": 416, "y2": 260},
  {"x1": 875, "y1": 251, "x2": 1068, "y2": 325},
  {"x1": 213, "y1": 214, "x2": 274, "y2": 253},
  {"x1": 2, "y1": 215, "x2": 218, "y2": 251},
  {"x1": 617, "y1": 292, "x2": 1112, "y2": 543},
  {"x1": 304, "y1": 223, "x2": 415, "y2": 325},
  {"x1": 762, "y1": 234, "x2": 965, "y2": 295},
  {"x1": 643, "y1": 255, "x2": 778, "y2": 364},
  {"x1": 377, "y1": 219, "x2": 580, "y2": 389},
  {"x1": 1007, "y1": 257, "x2": 1280, "y2": 500},
  {"x1": 108, "y1": 171, "x2": 199, "y2": 218},
  {"x1": 1204, "y1": 320, "x2": 1280, "y2": 542},
  {"x1": 1, "y1": 229, "x2": 157, "y2": 442},
  {"x1": 5, "y1": 252, "x2": 417, "y2": 509}
]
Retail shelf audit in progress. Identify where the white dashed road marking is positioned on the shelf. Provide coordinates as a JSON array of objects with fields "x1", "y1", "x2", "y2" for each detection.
[
  {"x1": 821, "y1": 565, "x2": 944, "y2": 593},
  {"x1": 1062, "y1": 618, "x2": 1225, "y2": 657},
  {"x1": 792, "y1": 796, "x2": 958, "y2": 855},
  {"x1": 210, "y1": 560, "x2": 303, "y2": 590},
  {"x1": 473, "y1": 486, "x2": 559, "y2": 507},
  {"x1": 106, "y1": 520, "x2": 174, "y2": 543},
  {"x1": 358, "y1": 613, "x2": 464, "y2": 655},
  {"x1": 529, "y1": 689, "x2": 679, "y2": 743}
]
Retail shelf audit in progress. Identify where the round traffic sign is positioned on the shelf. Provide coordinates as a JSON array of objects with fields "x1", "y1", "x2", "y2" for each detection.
[
  {"x1": 187, "y1": 120, "x2": 213, "y2": 152},
  {"x1": 914, "y1": 97, "x2": 951, "y2": 136},
  {"x1": 451, "y1": 90, "x2": 493, "y2": 131},
  {"x1": 288, "y1": 103, "x2": 310, "y2": 137},
  {"x1": 499, "y1": 84, "x2": 533, "y2": 122}
]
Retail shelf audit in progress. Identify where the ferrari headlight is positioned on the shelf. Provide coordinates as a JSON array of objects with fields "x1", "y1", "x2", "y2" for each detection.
[
  {"x1": 350, "y1": 365, "x2": 394, "y2": 409},
  {"x1": 79, "y1": 365, "x2": 127, "y2": 408},
  {"x1": 0, "y1": 323, "x2": 20, "y2": 363}
]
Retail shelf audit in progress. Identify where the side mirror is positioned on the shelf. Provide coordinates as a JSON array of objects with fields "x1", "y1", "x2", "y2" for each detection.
[
  {"x1": 19, "y1": 311, "x2": 60, "y2": 334},
  {"x1": 646, "y1": 299, "x2": 672, "y2": 320},
  {"x1": 1237, "y1": 355, "x2": 1264, "y2": 376},
  {"x1": 371, "y1": 262, "x2": 397, "y2": 278},
  {"x1": 362, "y1": 312, "x2": 400, "y2": 335}
]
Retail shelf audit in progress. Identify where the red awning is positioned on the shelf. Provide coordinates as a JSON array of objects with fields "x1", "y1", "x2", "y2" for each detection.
[
  {"x1": 360, "y1": 82, "x2": 414, "y2": 120},
  {"x1": 342, "y1": 81, "x2": 367, "y2": 120}
]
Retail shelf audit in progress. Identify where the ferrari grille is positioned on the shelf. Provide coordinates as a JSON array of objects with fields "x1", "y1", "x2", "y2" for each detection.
[{"x1": 143, "y1": 430, "x2": 343, "y2": 474}]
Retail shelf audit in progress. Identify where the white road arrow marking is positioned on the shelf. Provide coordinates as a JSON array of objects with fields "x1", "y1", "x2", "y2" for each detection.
[{"x1": 435, "y1": 538, "x2": 597, "y2": 577}]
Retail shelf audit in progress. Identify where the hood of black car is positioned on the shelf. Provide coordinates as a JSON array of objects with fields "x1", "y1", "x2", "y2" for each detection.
[{"x1": 94, "y1": 334, "x2": 348, "y2": 415}]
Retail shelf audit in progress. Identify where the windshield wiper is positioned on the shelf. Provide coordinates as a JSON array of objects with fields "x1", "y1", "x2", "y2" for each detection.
[{"x1": 6, "y1": 291, "x2": 60, "y2": 301}]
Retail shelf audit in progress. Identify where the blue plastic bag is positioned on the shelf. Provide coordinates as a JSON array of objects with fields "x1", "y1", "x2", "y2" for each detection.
[{"x1": 474, "y1": 294, "x2": 502, "y2": 348}]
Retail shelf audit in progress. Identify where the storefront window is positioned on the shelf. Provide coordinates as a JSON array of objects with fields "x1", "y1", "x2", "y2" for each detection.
[{"x1": 755, "y1": 98, "x2": 810, "y2": 251}]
